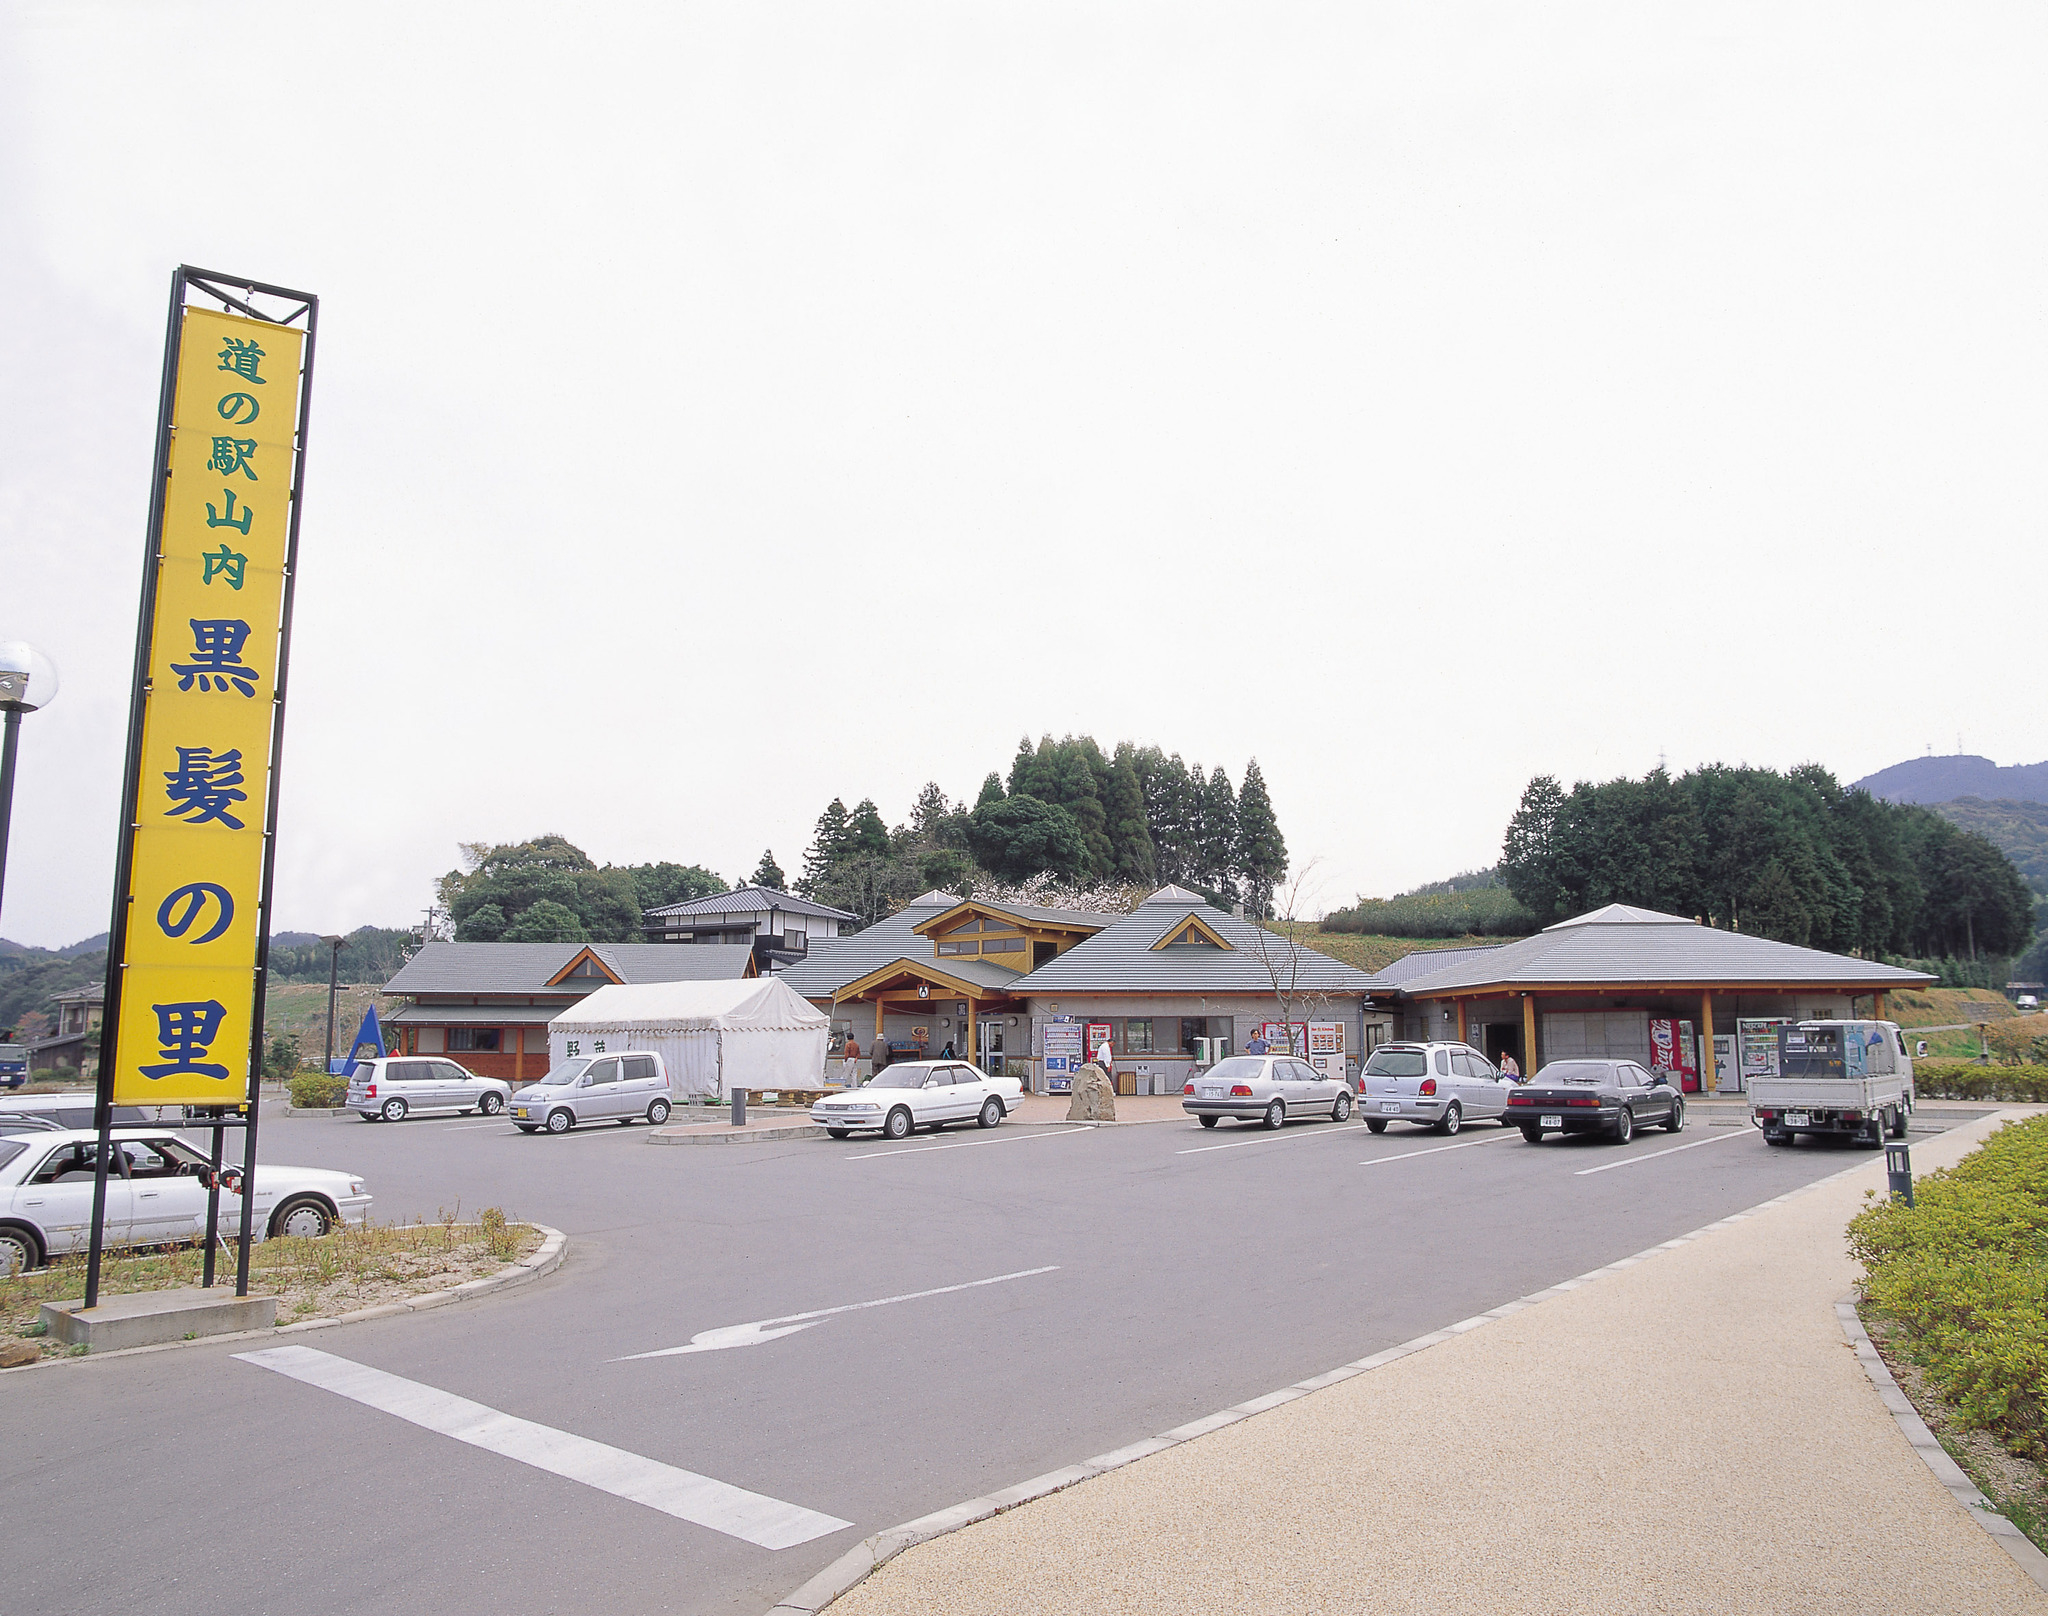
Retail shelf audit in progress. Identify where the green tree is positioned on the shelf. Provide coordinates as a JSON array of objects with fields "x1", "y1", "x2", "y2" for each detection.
[
  {"x1": 1501, "y1": 775, "x2": 1570, "y2": 921},
  {"x1": 625, "y1": 862, "x2": 726, "y2": 911},
  {"x1": 1198, "y1": 766, "x2": 1239, "y2": 903},
  {"x1": 749, "y1": 850, "x2": 787, "y2": 891},
  {"x1": 1234, "y1": 758, "x2": 1287, "y2": 916},
  {"x1": 966, "y1": 795, "x2": 1088, "y2": 880},
  {"x1": 799, "y1": 799, "x2": 853, "y2": 897},
  {"x1": 502, "y1": 899, "x2": 589, "y2": 943},
  {"x1": 974, "y1": 772, "x2": 1005, "y2": 810},
  {"x1": 442, "y1": 835, "x2": 642, "y2": 942},
  {"x1": 1106, "y1": 744, "x2": 1157, "y2": 885},
  {"x1": 846, "y1": 798, "x2": 892, "y2": 858}
]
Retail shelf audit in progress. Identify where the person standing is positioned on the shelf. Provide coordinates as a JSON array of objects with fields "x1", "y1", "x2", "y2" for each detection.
[{"x1": 841, "y1": 1037, "x2": 862, "y2": 1086}]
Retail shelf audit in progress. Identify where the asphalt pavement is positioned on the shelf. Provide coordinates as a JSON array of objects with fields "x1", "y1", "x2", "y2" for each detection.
[{"x1": 3, "y1": 1098, "x2": 1966, "y2": 1616}]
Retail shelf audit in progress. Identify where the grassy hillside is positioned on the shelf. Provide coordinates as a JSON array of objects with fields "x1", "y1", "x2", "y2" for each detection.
[{"x1": 263, "y1": 981, "x2": 401, "y2": 1067}]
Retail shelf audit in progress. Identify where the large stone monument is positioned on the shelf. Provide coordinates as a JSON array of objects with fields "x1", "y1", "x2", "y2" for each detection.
[{"x1": 1066, "y1": 1061, "x2": 1117, "y2": 1122}]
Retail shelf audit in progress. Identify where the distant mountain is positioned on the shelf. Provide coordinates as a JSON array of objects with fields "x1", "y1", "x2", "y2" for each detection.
[
  {"x1": 1929, "y1": 798, "x2": 2048, "y2": 894},
  {"x1": 1852, "y1": 755, "x2": 2048, "y2": 805}
]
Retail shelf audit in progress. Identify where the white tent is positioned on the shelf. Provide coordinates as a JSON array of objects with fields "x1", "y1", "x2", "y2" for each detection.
[{"x1": 549, "y1": 978, "x2": 829, "y2": 1099}]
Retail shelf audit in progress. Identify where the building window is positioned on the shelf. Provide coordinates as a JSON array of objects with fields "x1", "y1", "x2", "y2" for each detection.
[
  {"x1": 1120, "y1": 1019, "x2": 1154, "y2": 1054},
  {"x1": 979, "y1": 936, "x2": 1024, "y2": 954},
  {"x1": 448, "y1": 1027, "x2": 501, "y2": 1052},
  {"x1": 936, "y1": 940, "x2": 979, "y2": 955},
  {"x1": 783, "y1": 927, "x2": 807, "y2": 950},
  {"x1": 1177, "y1": 1017, "x2": 1232, "y2": 1057}
]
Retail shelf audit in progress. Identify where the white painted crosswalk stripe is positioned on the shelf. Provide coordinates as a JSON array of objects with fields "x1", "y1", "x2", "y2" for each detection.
[{"x1": 236, "y1": 1345, "x2": 852, "y2": 1550}]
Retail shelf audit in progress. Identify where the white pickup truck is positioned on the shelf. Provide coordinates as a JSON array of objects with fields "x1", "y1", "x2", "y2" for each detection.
[{"x1": 1751, "y1": 1019, "x2": 1914, "y2": 1148}]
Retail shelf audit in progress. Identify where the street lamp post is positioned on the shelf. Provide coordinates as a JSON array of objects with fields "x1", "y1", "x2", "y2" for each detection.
[
  {"x1": 322, "y1": 933, "x2": 346, "y2": 1074},
  {"x1": 0, "y1": 641, "x2": 61, "y2": 926}
]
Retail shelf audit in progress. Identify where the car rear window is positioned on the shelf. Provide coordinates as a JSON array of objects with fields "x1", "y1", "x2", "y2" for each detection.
[
  {"x1": 1538, "y1": 1062, "x2": 1613, "y2": 1085},
  {"x1": 1363, "y1": 1049, "x2": 1427, "y2": 1078}
]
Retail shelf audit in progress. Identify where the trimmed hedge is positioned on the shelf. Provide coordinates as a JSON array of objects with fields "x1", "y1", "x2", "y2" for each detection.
[
  {"x1": 1847, "y1": 1116, "x2": 2048, "y2": 1460},
  {"x1": 287, "y1": 1070, "x2": 349, "y2": 1109},
  {"x1": 1912, "y1": 1060, "x2": 2048, "y2": 1103}
]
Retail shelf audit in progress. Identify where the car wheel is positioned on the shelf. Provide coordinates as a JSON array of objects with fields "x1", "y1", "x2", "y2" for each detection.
[
  {"x1": 827, "y1": 1128, "x2": 850, "y2": 1139},
  {"x1": 269, "y1": 1197, "x2": 334, "y2": 1240},
  {"x1": 1864, "y1": 1114, "x2": 1888, "y2": 1148},
  {"x1": 647, "y1": 1098, "x2": 671, "y2": 1126},
  {"x1": 884, "y1": 1107, "x2": 912, "y2": 1141},
  {"x1": 1366, "y1": 1118, "x2": 1387, "y2": 1134},
  {"x1": 1437, "y1": 1101, "x2": 1462, "y2": 1136},
  {"x1": 1889, "y1": 1105, "x2": 1908, "y2": 1139},
  {"x1": 1263, "y1": 1099, "x2": 1285, "y2": 1130},
  {"x1": 1764, "y1": 1130, "x2": 1791, "y2": 1146},
  {"x1": 1613, "y1": 1106, "x2": 1633, "y2": 1144},
  {"x1": 479, "y1": 1092, "x2": 505, "y2": 1116},
  {"x1": 545, "y1": 1108, "x2": 574, "y2": 1134},
  {"x1": 978, "y1": 1098, "x2": 1003, "y2": 1129},
  {"x1": 380, "y1": 1097, "x2": 407, "y2": 1123},
  {"x1": 1331, "y1": 1092, "x2": 1352, "y2": 1122},
  {"x1": 515, "y1": 1124, "x2": 537, "y2": 1134},
  {"x1": 0, "y1": 1222, "x2": 42, "y2": 1275},
  {"x1": 1520, "y1": 1127, "x2": 1543, "y2": 1143},
  {"x1": 1198, "y1": 1115, "x2": 1219, "y2": 1128},
  {"x1": 1664, "y1": 1098, "x2": 1685, "y2": 1134}
]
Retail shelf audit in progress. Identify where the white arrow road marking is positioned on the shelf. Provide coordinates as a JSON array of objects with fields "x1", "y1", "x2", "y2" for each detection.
[
  {"x1": 616, "y1": 1264, "x2": 1061, "y2": 1361},
  {"x1": 1573, "y1": 1126, "x2": 1754, "y2": 1175},
  {"x1": 236, "y1": 1345, "x2": 850, "y2": 1550}
]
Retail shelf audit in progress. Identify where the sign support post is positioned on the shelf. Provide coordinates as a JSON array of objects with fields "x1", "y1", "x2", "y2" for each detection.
[{"x1": 87, "y1": 267, "x2": 317, "y2": 1308}]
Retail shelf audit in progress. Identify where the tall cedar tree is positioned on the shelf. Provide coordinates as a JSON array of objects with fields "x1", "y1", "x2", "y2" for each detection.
[
  {"x1": 1201, "y1": 766, "x2": 1239, "y2": 904},
  {"x1": 748, "y1": 850, "x2": 786, "y2": 891},
  {"x1": 1235, "y1": 758, "x2": 1287, "y2": 916},
  {"x1": 1107, "y1": 743, "x2": 1157, "y2": 884},
  {"x1": 798, "y1": 799, "x2": 852, "y2": 897}
]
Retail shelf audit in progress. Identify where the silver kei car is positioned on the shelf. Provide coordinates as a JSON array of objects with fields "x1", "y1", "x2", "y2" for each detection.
[
  {"x1": 1360, "y1": 1041, "x2": 1515, "y2": 1135},
  {"x1": 1181, "y1": 1054, "x2": 1355, "y2": 1130}
]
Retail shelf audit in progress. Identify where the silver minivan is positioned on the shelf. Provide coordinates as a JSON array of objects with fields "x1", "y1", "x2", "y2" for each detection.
[
  {"x1": 346, "y1": 1057, "x2": 512, "y2": 1122},
  {"x1": 1360, "y1": 1041, "x2": 1514, "y2": 1135},
  {"x1": 511, "y1": 1053, "x2": 673, "y2": 1134}
]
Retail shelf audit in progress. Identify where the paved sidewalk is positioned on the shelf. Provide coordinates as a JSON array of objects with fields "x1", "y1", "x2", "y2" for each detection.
[{"x1": 824, "y1": 1111, "x2": 2047, "y2": 1616}]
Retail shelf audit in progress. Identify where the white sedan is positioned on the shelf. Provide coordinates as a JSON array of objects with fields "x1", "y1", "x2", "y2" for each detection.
[
  {"x1": 811, "y1": 1061, "x2": 1024, "y2": 1140},
  {"x1": 0, "y1": 1129, "x2": 371, "y2": 1275}
]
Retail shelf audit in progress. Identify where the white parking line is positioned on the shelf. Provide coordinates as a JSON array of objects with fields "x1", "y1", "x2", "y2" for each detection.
[
  {"x1": 1573, "y1": 1126, "x2": 1755, "y2": 1175},
  {"x1": 846, "y1": 1126, "x2": 1092, "y2": 1161},
  {"x1": 616, "y1": 1265, "x2": 1061, "y2": 1360},
  {"x1": 236, "y1": 1345, "x2": 851, "y2": 1549},
  {"x1": 1359, "y1": 1133, "x2": 1518, "y2": 1167},
  {"x1": 1176, "y1": 1122, "x2": 1370, "y2": 1156}
]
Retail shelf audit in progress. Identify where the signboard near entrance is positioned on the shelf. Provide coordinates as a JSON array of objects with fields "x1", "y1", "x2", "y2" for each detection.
[
  {"x1": 107, "y1": 299, "x2": 312, "y2": 1108},
  {"x1": 1042, "y1": 1017, "x2": 1082, "y2": 1092}
]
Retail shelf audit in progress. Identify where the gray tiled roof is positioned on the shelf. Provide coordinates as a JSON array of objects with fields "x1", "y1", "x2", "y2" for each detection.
[
  {"x1": 915, "y1": 899, "x2": 1113, "y2": 933},
  {"x1": 383, "y1": 942, "x2": 757, "y2": 995},
  {"x1": 385, "y1": 1002, "x2": 558, "y2": 1025},
  {"x1": 1384, "y1": 912, "x2": 1936, "y2": 995},
  {"x1": 643, "y1": 885, "x2": 856, "y2": 922},
  {"x1": 1011, "y1": 887, "x2": 1379, "y2": 996},
  {"x1": 1367, "y1": 942, "x2": 1506, "y2": 987},
  {"x1": 776, "y1": 894, "x2": 962, "y2": 1001},
  {"x1": 842, "y1": 954, "x2": 1025, "y2": 993}
]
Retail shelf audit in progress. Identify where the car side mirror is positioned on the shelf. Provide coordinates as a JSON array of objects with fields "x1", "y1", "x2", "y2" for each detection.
[{"x1": 923, "y1": 1079, "x2": 940, "y2": 1089}]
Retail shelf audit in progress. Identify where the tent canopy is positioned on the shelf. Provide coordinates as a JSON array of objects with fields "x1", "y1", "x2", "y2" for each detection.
[{"x1": 549, "y1": 977, "x2": 828, "y2": 1097}]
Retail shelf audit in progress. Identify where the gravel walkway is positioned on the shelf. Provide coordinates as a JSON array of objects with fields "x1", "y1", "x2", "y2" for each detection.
[{"x1": 826, "y1": 1111, "x2": 2047, "y2": 1616}]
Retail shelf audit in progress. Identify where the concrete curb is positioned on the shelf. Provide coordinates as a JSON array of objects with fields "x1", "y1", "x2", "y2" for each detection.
[
  {"x1": 2, "y1": 1223, "x2": 567, "y2": 1374},
  {"x1": 764, "y1": 1118, "x2": 2021, "y2": 1615},
  {"x1": 1839, "y1": 1300, "x2": 2048, "y2": 1593},
  {"x1": 649, "y1": 1122, "x2": 827, "y2": 1146},
  {"x1": 280, "y1": 1105, "x2": 353, "y2": 1117}
]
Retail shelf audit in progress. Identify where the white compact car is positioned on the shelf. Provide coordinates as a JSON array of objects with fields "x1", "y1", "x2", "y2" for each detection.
[
  {"x1": 511, "y1": 1053, "x2": 674, "y2": 1134},
  {"x1": 0, "y1": 1128, "x2": 371, "y2": 1275},
  {"x1": 1360, "y1": 1041, "x2": 1515, "y2": 1135},
  {"x1": 811, "y1": 1061, "x2": 1023, "y2": 1140},
  {"x1": 347, "y1": 1057, "x2": 512, "y2": 1123}
]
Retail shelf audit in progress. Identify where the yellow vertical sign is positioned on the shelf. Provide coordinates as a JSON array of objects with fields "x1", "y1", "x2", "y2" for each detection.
[{"x1": 112, "y1": 308, "x2": 304, "y2": 1105}]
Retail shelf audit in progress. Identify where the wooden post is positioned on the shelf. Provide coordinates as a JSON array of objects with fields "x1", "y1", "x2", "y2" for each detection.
[
  {"x1": 1700, "y1": 993, "x2": 1717, "y2": 1094},
  {"x1": 1873, "y1": 991, "x2": 1887, "y2": 1021},
  {"x1": 964, "y1": 992, "x2": 976, "y2": 1066},
  {"x1": 1521, "y1": 993, "x2": 1537, "y2": 1075},
  {"x1": 1455, "y1": 999, "x2": 1468, "y2": 1044},
  {"x1": 873, "y1": 996, "x2": 885, "y2": 1047}
]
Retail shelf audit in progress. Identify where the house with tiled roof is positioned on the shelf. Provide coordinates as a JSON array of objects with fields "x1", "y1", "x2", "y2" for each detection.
[{"x1": 641, "y1": 884, "x2": 856, "y2": 973}]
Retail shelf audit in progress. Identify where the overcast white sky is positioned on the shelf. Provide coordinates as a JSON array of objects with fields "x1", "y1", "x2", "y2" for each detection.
[{"x1": 2, "y1": 3, "x2": 2043, "y2": 948}]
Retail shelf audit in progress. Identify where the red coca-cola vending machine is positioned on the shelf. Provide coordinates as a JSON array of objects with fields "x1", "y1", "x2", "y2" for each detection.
[{"x1": 1648, "y1": 1018, "x2": 1699, "y2": 1092}]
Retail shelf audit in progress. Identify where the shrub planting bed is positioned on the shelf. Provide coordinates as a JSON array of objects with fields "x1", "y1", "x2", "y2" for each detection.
[
  {"x1": 1910, "y1": 1060, "x2": 2048, "y2": 1103},
  {"x1": 1847, "y1": 1116, "x2": 2048, "y2": 1466}
]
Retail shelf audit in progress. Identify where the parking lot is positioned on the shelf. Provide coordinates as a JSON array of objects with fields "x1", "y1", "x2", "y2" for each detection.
[{"x1": 3, "y1": 1100, "x2": 1961, "y2": 1616}]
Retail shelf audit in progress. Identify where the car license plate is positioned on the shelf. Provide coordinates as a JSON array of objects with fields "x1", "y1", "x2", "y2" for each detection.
[
  {"x1": 1379, "y1": 1101, "x2": 1400, "y2": 1114},
  {"x1": 1200, "y1": 1087, "x2": 1221, "y2": 1098},
  {"x1": 1541, "y1": 1115, "x2": 1563, "y2": 1129},
  {"x1": 1786, "y1": 1112, "x2": 1810, "y2": 1127},
  {"x1": 513, "y1": 1108, "x2": 527, "y2": 1118}
]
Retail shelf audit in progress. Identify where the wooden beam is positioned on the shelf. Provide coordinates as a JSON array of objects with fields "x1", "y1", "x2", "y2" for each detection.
[
  {"x1": 1873, "y1": 991, "x2": 1887, "y2": 1021},
  {"x1": 1700, "y1": 992, "x2": 1717, "y2": 1094},
  {"x1": 1522, "y1": 993, "x2": 1538, "y2": 1076},
  {"x1": 874, "y1": 998, "x2": 884, "y2": 1044},
  {"x1": 1455, "y1": 1000, "x2": 1468, "y2": 1044}
]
